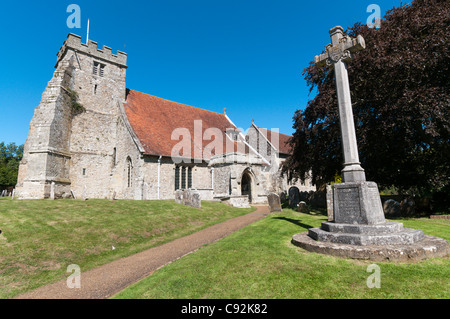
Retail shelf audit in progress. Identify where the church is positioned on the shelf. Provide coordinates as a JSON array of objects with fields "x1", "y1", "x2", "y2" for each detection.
[{"x1": 15, "y1": 34, "x2": 315, "y2": 206}]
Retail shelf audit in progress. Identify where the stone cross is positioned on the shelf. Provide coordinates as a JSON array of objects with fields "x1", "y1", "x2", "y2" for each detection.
[{"x1": 315, "y1": 26, "x2": 366, "y2": 182}]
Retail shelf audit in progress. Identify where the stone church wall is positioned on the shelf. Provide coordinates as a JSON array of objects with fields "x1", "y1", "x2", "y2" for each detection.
[
  {"x1": 15, "y1": 56, "x2": 75, "y2": 199},
  {"x1": 16, "y1": 33, "x2": 315, "y2": 202}
]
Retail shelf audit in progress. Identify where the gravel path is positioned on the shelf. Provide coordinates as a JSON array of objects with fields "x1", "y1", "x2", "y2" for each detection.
[{"x1": 16, "y1": 205, "x2": 270, "y2": 299}]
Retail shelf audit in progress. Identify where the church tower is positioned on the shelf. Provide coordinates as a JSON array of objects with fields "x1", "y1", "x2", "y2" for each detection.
[{"x1": 16, "y1": 34, "x2": 128, "y2": 199}]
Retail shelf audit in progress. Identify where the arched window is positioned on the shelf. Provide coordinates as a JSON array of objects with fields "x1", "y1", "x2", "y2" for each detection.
[{"x1": 127, "y1": 157, "x2": 132, "y2": 187}]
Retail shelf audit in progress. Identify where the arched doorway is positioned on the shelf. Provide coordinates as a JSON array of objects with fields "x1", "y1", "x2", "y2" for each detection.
[{"x1": 241, "y1": 171, "x2": 252, "y2": 203}]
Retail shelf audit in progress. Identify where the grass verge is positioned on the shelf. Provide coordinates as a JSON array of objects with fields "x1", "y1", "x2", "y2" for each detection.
[
  {"x1": 113, "y1": 209, "x2": 450, "y2": 299},
  {"x1": 0, "y1": 198, "x2": 254, "y2": 298}
]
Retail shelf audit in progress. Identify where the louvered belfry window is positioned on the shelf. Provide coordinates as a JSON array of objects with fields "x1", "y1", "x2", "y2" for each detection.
[
  {"x1": 93, "y1": 62, "x2": 105, "y2": 76},
  {"x1": 93, "y1": 62, "x2": 99, "y2": 75}
]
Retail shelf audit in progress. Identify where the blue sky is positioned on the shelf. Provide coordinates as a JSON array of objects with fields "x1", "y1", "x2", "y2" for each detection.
[{"x1": 0, "y1": 0, "x2": 410, "y2": 145}]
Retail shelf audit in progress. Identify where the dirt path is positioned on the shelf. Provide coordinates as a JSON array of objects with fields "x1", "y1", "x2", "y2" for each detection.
[{"x1": 16, "y1": 205, "x2": 270, "y2": 299}]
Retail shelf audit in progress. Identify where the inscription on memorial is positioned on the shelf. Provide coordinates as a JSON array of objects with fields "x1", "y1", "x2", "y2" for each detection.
[
  {"x1": 367, "y1": 186, "x2": 382, "y2": 212},
  {"x1": 337, "y1": 187, "x2": 361, "y2": 217}
]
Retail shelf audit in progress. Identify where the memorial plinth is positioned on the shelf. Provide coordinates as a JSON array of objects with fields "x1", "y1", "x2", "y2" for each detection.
[{"x1": 291, "y1": 26, "x2": 449, "y2": 261}]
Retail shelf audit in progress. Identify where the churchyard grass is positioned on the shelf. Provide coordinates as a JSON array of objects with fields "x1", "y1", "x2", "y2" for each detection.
[
  {"x1": 0, "y1": 198, "x2": 254, "y2": 298},
  {"x1": 114, "y1": 209, "x2": 449, "y2": 299}
]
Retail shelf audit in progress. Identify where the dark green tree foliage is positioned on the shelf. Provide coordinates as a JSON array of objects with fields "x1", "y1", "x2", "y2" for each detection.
[
  {"x1": 283, "y1": 0, "x2": 449, "y2": 195},
  {"x1": 0, "y1": 142, "x2": 24, "y2": 188}
]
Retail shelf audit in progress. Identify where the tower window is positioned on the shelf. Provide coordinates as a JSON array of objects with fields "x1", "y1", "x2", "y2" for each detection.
[
  {"x1": 93, "y1": 62, "x2": 105, "y2": 76},
  {"x1": 93, "y1": 62, "x2": 99, "y2": 75},
  {"x1": 82, "y1": 168, "x2": 86, "y2": 176}
]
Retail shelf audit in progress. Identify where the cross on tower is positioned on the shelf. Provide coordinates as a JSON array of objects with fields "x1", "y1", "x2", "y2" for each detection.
[{"x1": 315, "y1": 26, "x2": 366, "y2": 182}]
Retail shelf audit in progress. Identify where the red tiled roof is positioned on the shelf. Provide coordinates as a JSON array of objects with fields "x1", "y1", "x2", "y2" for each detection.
[
  {"x1": 123, "y1": 89, "x2": 249, "y2": 160},
  {"x1": 256, "y1": 126, "x2": 293, "y2": 155}
]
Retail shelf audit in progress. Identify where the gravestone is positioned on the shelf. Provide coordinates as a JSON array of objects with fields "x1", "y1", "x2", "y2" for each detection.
[
  {"x1": 174, "y1": 189, "x2": 183, "y2": 205},
  {"x1": 183, "y1": 190, "x2": 201, "y2": 209},
  {"x1": 267, "y1": 193, "x2": 282, "y2": 212},
  {"x1": 297, "y1": 201, "x2": 309, "y2": 214},
  {"x1": 383, "y1": 199, "x2": 401, "y2": 217},
  {"x1": 291, "y1": 26, "x2": 449, "y2": 261},
  {"x1": 175, "y1": 189, "x2": 201, "y2": 209},
  {"x1": 400, "y1": 198, "x2": 415, "y2": 216},
  {"x1": 288, "y1": 187, "x2": 300, "y2": 208}
]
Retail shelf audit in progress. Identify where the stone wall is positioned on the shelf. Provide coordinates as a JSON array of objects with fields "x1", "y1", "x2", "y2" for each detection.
[
  {"x1": 16, "y1": 33, "x2": 316, "y2": 202},
  {"x1": 16, "y1": 33, "x2": 136, "y2": 200},
  {"x1": 16, "y1": 56, "x2": 75, "y2": 199}
]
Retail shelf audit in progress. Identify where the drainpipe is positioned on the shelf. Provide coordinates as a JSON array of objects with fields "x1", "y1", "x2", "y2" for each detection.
[
  {"x1": 157, "y1": 155, "x2": 162, "y2": 200},
  {"x1": 211, "y1": 167, "x2": 215, "y2": 190}
]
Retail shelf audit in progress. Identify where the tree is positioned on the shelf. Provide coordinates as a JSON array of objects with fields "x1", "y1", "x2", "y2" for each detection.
[
  {"x1": 283, "y1": 0, "x2": 449, "y2": 196},
  {"x1": 0, "y1": 142, "x2": 24, "y2": 188}
]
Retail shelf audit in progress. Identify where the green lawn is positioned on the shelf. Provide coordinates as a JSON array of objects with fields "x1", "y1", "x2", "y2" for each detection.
[
  {"x1": 113, "y1": 209, "x2": 450, "y2": 299},
  {"x1": 0, "y1": 198, "x2": 254, "y2": 299}
]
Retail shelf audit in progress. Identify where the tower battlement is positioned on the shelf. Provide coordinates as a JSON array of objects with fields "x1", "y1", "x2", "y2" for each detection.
[{"x1": 56, "y1": 33, "x2": 127, "y2": 68}]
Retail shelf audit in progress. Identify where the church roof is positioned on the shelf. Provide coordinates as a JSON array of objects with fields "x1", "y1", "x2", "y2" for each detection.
[
  {"x1": 123, "y1": 89, "x2": 250, "y2": 160},
  {"x1": 255, "y1": 126, "x2": 293, "y2": 155}
]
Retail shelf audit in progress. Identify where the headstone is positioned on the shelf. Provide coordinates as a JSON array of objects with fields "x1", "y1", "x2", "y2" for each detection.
[
  {"x1": 50, "y1": 182, "x2": 55, "y2": 200},
  {"x1": 175, "y1": 189, "x2": 201, "y2": 208},
  {"x1": 62, "y1": 192, "x2": 72, "y2": 199},
  {"x1": 309, "y1": 191, "x2": 327, "y2": 208},
  {"x1": 383, "y1": 199, "x2": 401, "y2": 217},
  {"x1": 11, "y1": 189, "x2": 15, "y2": 200},
  {"x1": 297, "y1": 201, "x2": 310, "y2": 214},
  {"x1": 326, "y1": 184, "x2": 334, "y2": 221},
  {"x1": 400, "y1": 198, "x2": 415, "y2": 216},
  {"x1": 267, "y1": 193, "x2": 282, "y2": 212},
  {"x1": 288, "y1": 187, "x2": 300, "y2": 208},
  {"x1": 183, "y1": 189, "x2": 201, "y2": 209},
  {"x1": 174, "y1": 189, "x2": 183, "y2": 205}
]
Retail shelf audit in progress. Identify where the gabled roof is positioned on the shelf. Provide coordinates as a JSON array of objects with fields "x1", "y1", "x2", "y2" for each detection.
[
  {"x1": 253, "y1": 125, "x2": 293, "y2": 155},
  {"x1": 123, "y1": 89, "x2": 250, "y2": 160}
]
